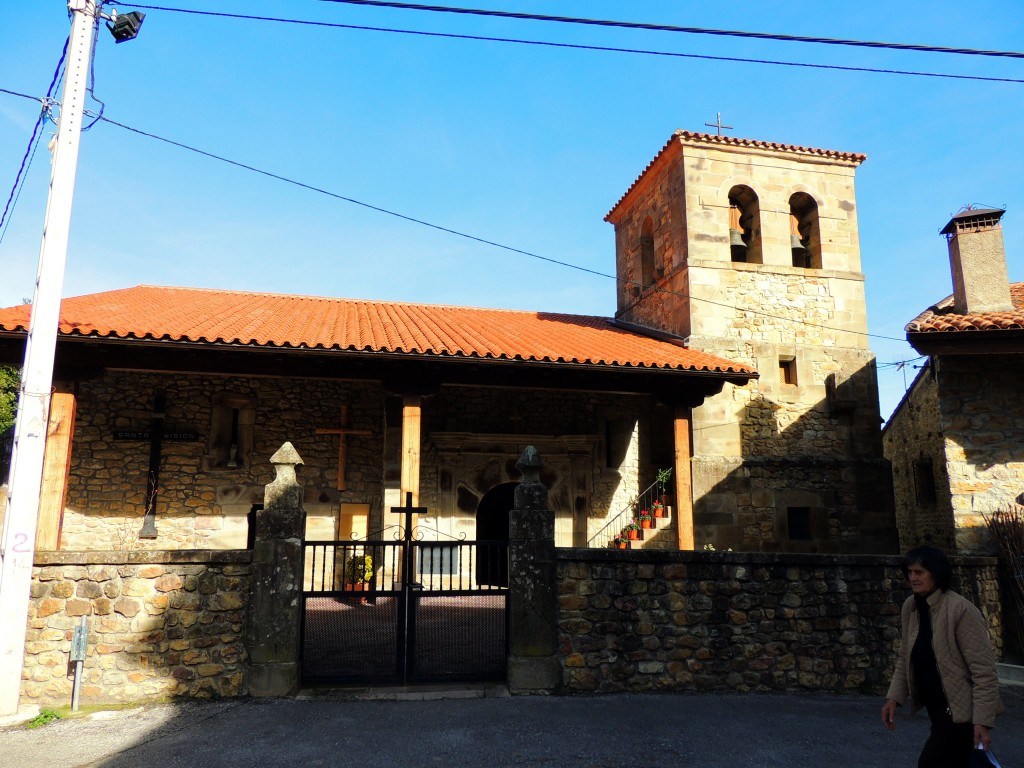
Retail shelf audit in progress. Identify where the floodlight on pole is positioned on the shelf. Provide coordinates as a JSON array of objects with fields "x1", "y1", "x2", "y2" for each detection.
[
  {"x1": 0, "y1": 0, "x2": 144, "y2": 717},
  {"x1": 107, "y1": 10, "x2": 145, "y2": 43}
]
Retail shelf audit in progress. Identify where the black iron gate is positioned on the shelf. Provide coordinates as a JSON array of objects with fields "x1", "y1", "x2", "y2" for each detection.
[{"x1": 301, "y1": 497, "x2": 508, "y2": 685}]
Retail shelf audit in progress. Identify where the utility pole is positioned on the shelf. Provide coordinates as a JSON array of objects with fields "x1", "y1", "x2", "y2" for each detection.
[{"x1": 0, "y1": 0, "x2": 98, "y2": 716}]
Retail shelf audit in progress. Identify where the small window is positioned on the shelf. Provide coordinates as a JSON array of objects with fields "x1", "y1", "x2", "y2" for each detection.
[
  {"x1": 639, "y1": 216, "x2": 659, "y2": 289},
  {"x1": 779, "y1": 357, "x2": 798, "y2": 386},
  {"x1": 206, "y1": 394, "x2": 256, "y2": 471},
  {"x1": 787, "y1": 507, "x2": 812, "y2": 540},
  {"x1": 913, "y1": 458, "x2": 936, "y2": 506}
]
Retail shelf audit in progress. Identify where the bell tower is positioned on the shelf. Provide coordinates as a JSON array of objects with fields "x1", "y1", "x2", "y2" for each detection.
[{"x1": 605, "y1": 130, "x2": 896, "y2": 554}]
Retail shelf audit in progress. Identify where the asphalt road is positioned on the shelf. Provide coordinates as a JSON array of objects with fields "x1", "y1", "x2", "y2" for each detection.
[{"x1": 2, "y1": 686, "x2": 1023, "y2": 768}]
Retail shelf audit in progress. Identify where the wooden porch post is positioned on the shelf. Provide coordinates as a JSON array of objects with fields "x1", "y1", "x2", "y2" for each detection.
[
  {"x1": 673, "y1": 407, "x2": 694, "y2": 550},
  {"x1": 400, "y1": 394, "x2": 422, "y2": 529},
  {"x1": 36, "y1": 390, "x2": 76, "y2": 550}
]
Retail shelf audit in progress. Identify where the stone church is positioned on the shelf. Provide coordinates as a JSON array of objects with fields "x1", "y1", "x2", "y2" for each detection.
[{"x1": 0, "y1": 130, "x2": 896, "y2": 555}]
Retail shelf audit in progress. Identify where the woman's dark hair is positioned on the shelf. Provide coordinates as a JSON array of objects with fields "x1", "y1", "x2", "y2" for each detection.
[{"x1": 901, "y1": 545, "x2": 953, "y2": 591}]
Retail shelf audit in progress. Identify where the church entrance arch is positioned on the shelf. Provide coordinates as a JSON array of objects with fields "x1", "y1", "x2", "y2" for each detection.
[{"x1": 475, "y1": 482, "x2": 514, "y2": 587}]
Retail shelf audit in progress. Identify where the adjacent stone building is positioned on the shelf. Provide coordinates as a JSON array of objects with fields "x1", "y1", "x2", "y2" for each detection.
[{"x1": 884, "y1": 208, "x2": 1024, "y2": 552}]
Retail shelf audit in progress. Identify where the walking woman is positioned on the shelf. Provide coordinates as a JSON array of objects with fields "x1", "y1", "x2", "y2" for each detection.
[{"x1": 881, "y1": 545, "x2": 1004, "y2": 767}]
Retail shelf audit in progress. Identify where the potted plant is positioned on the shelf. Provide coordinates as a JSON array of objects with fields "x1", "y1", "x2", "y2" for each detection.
[
  {"x1": 625, "y1": 520, "x2": 641, "y2": 540},
  {"x1": 656, "y1": 467, "x2": 674, "y2": 507},
  {"x1": 652, "y1": 500, "x2": 665, "y2": 518},
  {"x1": 638, "y1": 509, "x2": 653, "y2": 529},
  {"x1": 342, "y1": 554, "x2": 373, "y2": 590},
  {"x1": 612, "y1": 532, "x2": 628, "y2": 550}
]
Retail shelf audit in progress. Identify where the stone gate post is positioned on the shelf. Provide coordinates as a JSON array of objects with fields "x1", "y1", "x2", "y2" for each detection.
[
  {"x1": 507, "y1": 446, "x2": 560, "y2": 693},
  {"x1": 245, "y1": 442, "x2": 305, "y2": 696}
]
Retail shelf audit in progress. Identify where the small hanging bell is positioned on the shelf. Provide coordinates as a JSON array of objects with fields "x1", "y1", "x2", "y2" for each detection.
[{"x1": 791, "y1": 235, "x2": 811, "y2": 267}]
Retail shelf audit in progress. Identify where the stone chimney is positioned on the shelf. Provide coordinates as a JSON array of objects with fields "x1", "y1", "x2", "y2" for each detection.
[{"x1": 941, "y1": 208, "x2": 1013, "y2": 314}]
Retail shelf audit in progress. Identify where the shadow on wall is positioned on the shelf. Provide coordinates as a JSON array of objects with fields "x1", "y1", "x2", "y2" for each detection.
[{"x1": 691, "y1": 361, "x2": 898, "y2": 555}]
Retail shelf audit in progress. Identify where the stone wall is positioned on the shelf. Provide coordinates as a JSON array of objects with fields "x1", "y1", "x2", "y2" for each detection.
[
  {"x1": 420, "y1": 387, "x2": 658, "y2": 548},
  {"x1": 556, "y1": 549, "x2": 1001, "y2": 695},
  {"x1": 934, "y1": 355, "x2": 1024, "y2": 553},
  {"x1": 883, "y1": 365, "x2": 957, "y2": 551},
  {"x1": 57, "y1": 372, "x2": 666, "y2": 553},
  {"x1": 62, "y1": 371, "x2": 383, "y2": 550},
  {"x1": 23, "y1": 551, "x2": 251, "y2": 705},
  {"x1": 20, "y1": 546, "x2": 1003, "y2": 704}
]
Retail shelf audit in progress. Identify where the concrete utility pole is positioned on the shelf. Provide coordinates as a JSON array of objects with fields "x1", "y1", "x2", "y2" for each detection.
[{"x1": 0, "y1": 0, "x2": 98, "y2": 716}]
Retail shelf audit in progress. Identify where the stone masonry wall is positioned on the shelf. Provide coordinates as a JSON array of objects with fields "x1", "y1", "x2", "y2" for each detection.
[
  {"x1": 882, "y1": 365, "x2": 957, "y2": 551},
  {"x1": 557, "y1": 549, "x2": 1001, "y2": 695},
  {"x1": 23, "y1": 551, "x2": 251, "y2": 705},
  {"x1": 60, "y1": 373, "x2": 665, "y2": 553},
  {"x1": 421, "y1": 387, "x2": 659, "y2": 548},
  {"x1": 61, "y1": 372, "x2": 383, "y2": 550},
  {"x1": 935, "y1": 354, "x2": 1024, "y2": 553}
]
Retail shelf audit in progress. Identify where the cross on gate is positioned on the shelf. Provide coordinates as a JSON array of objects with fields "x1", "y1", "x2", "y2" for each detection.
[
  {"x1": 392, "y1": 491, "x2": 428, "y2": 587},
  {"x1": 316, "y1": 405, "x2": 371, "y2": 491},
  {"x1": 704, "y1": 112, "x2": 734, "y2": 136}
]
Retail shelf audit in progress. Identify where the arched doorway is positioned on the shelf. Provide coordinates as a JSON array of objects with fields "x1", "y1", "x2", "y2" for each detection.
[{"x1": 476, "y1": 482, "x2": 514, "y2": 587}]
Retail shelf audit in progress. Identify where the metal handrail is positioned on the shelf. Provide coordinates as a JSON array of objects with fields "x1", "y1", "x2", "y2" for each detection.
[{"x1": 586, "y1": 478, "x2": 661, "y2": 547}]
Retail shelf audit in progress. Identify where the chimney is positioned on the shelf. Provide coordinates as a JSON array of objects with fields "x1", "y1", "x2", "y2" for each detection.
[{"x1": 940, "y1": 208, "x2": 1013, "y2": 314}]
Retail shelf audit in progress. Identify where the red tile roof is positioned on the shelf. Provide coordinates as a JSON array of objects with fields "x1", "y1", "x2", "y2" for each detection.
[
  {"x1": 906, "y1": 283, "x2": 1024, "y2": 333},
  {"x1": 607, "y1": 130, "x2": 866, "y2": 221},
  {"x1": 0, "y1": 286, "x2": 756, "y2": 376}
]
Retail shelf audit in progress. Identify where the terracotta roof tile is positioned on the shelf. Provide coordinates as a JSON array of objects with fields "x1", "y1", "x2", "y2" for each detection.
[
  {"x1": 906, "y1": 283, "x2": 1024, "y2": 333},
  {"x1": 607, "y1": 130, "x2": 866, "y2": 220},
  {"x1": 0, "y1": 285, "x2": 756, "y2": 377}
]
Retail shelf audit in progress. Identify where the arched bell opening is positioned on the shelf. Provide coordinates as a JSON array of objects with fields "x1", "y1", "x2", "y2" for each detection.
[
  {"x1": 789, "y1": 192, "x2": 822, "y2": 269},
  {"x1": 727, "y1": 185, "x2": 762, "y2": 264}
]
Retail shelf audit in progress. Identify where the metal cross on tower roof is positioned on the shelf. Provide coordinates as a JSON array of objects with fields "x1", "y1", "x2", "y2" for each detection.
[{"x1": 704, "y1": 112, "x2": 734, "y2": 136}]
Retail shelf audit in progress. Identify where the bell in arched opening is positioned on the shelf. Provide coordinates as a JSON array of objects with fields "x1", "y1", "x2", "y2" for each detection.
[
  {"x1": 790, "y1": 213, "x2": 811, "y2": 268},
  {"x1": 729, "y1": 204, "x2": 748, "y2": 262}
]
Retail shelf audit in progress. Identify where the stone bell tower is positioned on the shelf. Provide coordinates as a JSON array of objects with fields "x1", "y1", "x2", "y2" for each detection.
[{"x1": 605, "y1": 130, "x2": 896, "y2": 554}]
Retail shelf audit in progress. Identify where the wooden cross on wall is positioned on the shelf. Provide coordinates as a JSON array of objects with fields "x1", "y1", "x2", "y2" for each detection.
[{"x1": 316, "y1": 405, "x2": 371, "y2": 491}]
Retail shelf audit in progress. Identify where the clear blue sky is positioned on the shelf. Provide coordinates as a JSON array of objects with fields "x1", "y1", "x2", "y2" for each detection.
[{"x1": 2, "y1": 1, "x2": 1023, "y2": 422}]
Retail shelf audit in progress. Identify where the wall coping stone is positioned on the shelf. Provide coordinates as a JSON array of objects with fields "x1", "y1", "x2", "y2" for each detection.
[
  {"x1": 33, "y1": 550, "x2": 252, "y2": 566},
  {"x1": 556, "y1": 548, "x2": 998, "y2": 568}
]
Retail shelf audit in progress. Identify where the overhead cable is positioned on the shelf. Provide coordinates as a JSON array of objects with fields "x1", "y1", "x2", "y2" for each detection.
[
  {"x1": 93, "y1": 112, "x2": 907, "y2": 343},
  {"x1": 125, "y1": 5, "x2": 1024, "y2": 84},
  {"x1": 0, "y1": 38, "x2": 70, "y2": 245},
  {"x1": 318, "y1": 0, "x2": 1024, "y2": 60}
]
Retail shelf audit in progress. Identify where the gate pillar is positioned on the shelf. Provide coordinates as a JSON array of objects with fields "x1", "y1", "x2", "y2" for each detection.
[
  {"x1": 507, "y1": 446, "x2": 560, "y2": 693},
  {"x1": 246, "y1": 442, "x2": 305, "y2": 696}
]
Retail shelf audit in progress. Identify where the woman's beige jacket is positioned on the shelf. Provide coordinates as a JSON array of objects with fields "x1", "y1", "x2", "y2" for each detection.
[{"x1": 886, "y1": 588, "x2": 1004, "y2": 726}]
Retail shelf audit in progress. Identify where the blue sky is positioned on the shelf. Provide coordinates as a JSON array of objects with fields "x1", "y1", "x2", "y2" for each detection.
[{"x1": 2, "y1": 1, "x2": 1023, "y2": 422}]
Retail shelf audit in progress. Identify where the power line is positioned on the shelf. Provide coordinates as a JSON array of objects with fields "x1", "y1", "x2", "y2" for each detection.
[
  {"x1": 0, "y1": 38, "x2": 69, "y2": 244},
  {"x1": 318, "y1": 0, "x2": 1024, "y2": 60},
  {"x1": 877, "y1": 355, "x2": 926, "y2": 370},
  {"x1": 125, "y1": 5, "x2": 1024, "y2": 85},
  {"x1": 92, "y1": 111, "x2": 907, "y2": 343}
]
